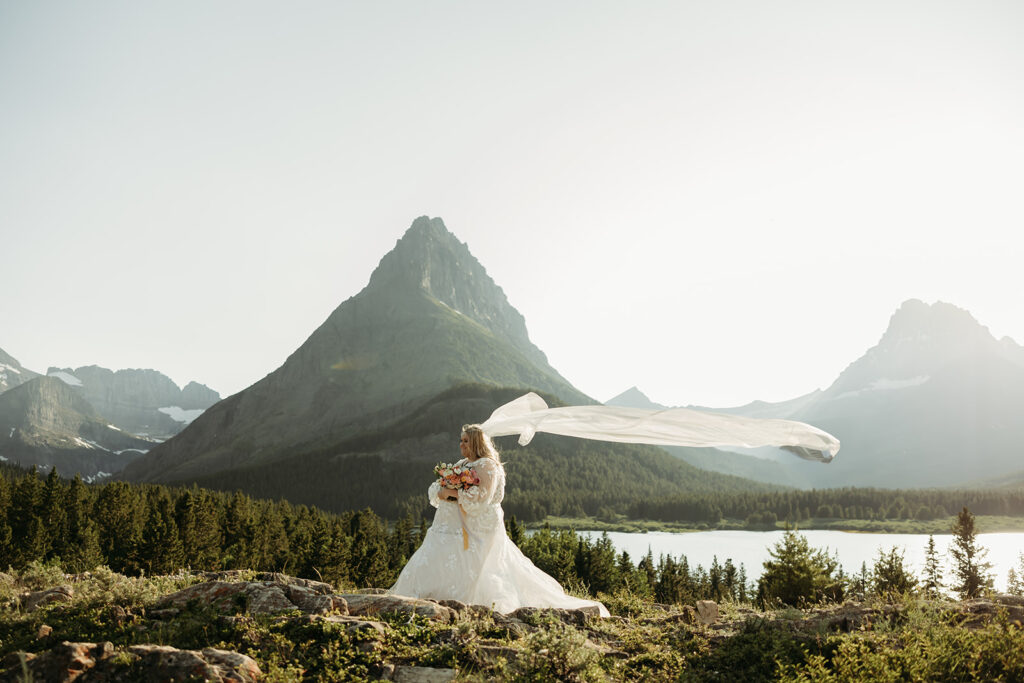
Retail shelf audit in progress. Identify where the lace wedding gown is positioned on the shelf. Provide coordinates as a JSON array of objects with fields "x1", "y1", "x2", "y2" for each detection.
[{"x1": 390, "y1": 456, "x2": 610, "y2": 616}]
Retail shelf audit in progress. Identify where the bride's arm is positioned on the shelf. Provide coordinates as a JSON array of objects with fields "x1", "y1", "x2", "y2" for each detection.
[
  {"x1": 457, "y1": 459, "x2": 499, "y2": 516},
  {"x1": 428, "y1": 480, "x2": 444, "y2": 508}
]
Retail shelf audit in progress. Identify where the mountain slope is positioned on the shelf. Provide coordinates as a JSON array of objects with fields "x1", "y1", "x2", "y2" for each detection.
[
  {"x1": 122, "y1": 217, "x2": 592, "y2": 483},
  {"x1": 176, "y1": 383, "x2": 784, "y2": 519},
  {"x1": 0, "y1": 376, "x2": 155, "y2": 477}
]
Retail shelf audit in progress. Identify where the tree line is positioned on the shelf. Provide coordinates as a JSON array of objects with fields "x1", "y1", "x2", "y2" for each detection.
[
  {"x1": 624, "y1": 487, "x2": 1024, "y2": 527},
  {"x1": 2, "y1": 464, "x2": 1023, "y2": 609}
]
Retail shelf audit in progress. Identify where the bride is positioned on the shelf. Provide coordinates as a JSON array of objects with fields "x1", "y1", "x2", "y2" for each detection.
[{"x1": 389, "y1": 424, "x2": 610, "y2": 616}]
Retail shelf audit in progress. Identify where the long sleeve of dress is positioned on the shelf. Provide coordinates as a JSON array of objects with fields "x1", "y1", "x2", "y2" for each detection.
[
  {"x1": 428, "y1": 481, "x2": 443, "y2": 508},
  {"x1": 458, "y1": 458, "x2": 503, "y2": 533}
]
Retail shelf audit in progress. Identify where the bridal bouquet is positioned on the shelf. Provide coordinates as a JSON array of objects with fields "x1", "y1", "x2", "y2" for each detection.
[{"x1": 434, "y1": 462, "x2": 480, "y2": 491}]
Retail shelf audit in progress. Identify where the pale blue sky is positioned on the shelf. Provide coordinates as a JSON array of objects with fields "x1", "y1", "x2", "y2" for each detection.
[{"x1": 2, "y1": 1, "x2": 1022, "y2": 407}]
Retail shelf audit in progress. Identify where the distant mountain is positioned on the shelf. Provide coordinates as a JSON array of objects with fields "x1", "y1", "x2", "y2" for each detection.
[
  {"x1": 623, "y1": 299, "x2": 1024, "y2": 489},
  {"x1": 122, "y1": 217, "x2": 593, "y2": 484},
  {"x1": 121, "y1": 217, "x2": 781, "y2": 516},
  {"x1": 0, "y1": 376, "x2": 155, "y2": 478},
  {"x1": 0, "y1": 348, "x2": 40, "y2": 394},
  {"x1": 605, "y1": 386, "x2": 667, "y2": 410},
  {"x1": 46, "y1": 366, "x2": 220, "y2": 439}
]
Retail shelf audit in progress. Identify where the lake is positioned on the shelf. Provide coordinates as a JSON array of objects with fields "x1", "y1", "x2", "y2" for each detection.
[{"x1": 575, "y1": 529, "x2": 1024, "y2": 592}]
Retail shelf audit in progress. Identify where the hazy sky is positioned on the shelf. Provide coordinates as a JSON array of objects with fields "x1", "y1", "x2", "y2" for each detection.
[{"x1": 2, "y1": 1, "x2": 1022, "y2": 408}]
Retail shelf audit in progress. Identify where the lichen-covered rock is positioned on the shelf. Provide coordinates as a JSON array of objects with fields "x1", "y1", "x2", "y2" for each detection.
[
  {"x1": 284, "y1": 584, "x2": 347, "y2": 614},
  {"x1": 18, "y1": 585, "x2": 74, "y2": 612},
  {"x1": 157, "y1": 581, "x2": 290, "y2": 614},
  {"x1": 127, "y1": 644, "x2": 261, "y2": 682},
  {"x1": 0, "y1": 641, "x2": 112, "y2": 683},
  {"x1": 696, "y1": 600, "x2": 719, "y2": 624},
  {"x1": 157, "y1": 580, "x2": 347, "y2": 616},
  {"x1": 390, "y1": 665, "x2": 458, "y2": 682},
  {"x1": 196, "y1": 571, "x2": 334, "y2": 595},
  {"x1": 342, "y1": 593, "x2": 456, "y2": 622},
  {"x1": 509, "y1": 606, "x2": 594, "y2": 628},
  {"x1": 307, "y1": 614, "x2": 388, "y2": 638}
]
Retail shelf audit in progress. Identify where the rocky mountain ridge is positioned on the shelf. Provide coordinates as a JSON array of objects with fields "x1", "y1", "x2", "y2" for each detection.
[
  {"x1": 46, "y1": 365, "x2": 220, "y2": 438},
  {"x1": 0, "y1": 349, "x2": 220, "y2": 477},
  {"x1": 0, "y1": 348, "x2": 39, "y2": 394}
]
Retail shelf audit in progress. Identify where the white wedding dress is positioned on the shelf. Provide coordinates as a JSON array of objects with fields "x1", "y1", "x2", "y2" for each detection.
[{"x1": 389, "y1": 456, "x2": 610, "y2": 616}]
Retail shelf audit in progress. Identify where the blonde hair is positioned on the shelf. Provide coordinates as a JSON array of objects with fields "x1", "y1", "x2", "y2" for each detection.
[{"x1": 462, "y1": 424, "x2": 501, "y2": 464}]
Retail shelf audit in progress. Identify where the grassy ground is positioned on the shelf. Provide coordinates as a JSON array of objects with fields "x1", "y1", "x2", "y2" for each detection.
[
  {"x1": 529, "y1": 515, "x2": 1024, "y2": 535},
  {"x1": 2, "y1": 565, "x2": 1022, "y2": 681}
]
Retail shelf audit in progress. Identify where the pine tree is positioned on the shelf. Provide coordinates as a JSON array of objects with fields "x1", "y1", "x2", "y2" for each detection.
[
  {"x1": 0, "y1": 474, "x2": 13, "y2": 568},
  {"x1": 252, "y1": 504, "x2": 290, "y2": 571},
  {"x1": 709, "y1": 556, "x2": 723, "y2": 601},
  {"x1": 222, "y1": 492, "x2": 255, "y2": 568},
  {"x1": 9, "y1": 468, "x2": 47, "y2": 567},
  {"x1": 723, "y1": 558, "x2": 738, "y2": 602},
  {"x1": 94, "y1": 481, "x2": 144, "y2": 574},
  {"x1": 737, "y1": 564, "x2": 748, "y2": 603},
  {"x1": 757, "y1": 526, "x2": 843, "y2": 607},
  {"x1": 140, "y1": 493, "x2": 185, "y2": 575},
  {"x1": 949, "y1": 507, "x2": 993, "y2": 599},
  {"x1": 871, "y1": 546, "x2": 917, "y2": 598},
  {"x1": 1006, "y1": 553, "x2": 1024, "y2": 596},
  {"x1": 173, "y1": 488, "x2": 223, "y2": 571},
  {"x1": 64, "y1": 475, "x2": 102, "y2": 573},
  {"x1": 41, "y1": 468, "x2": 68, "y2": 563},
  {"x1": 922, "y1": 535, "x2": 943, "y2": 599}
]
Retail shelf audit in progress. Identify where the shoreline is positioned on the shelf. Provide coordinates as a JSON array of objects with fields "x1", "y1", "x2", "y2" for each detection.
[{"x1": 527, "y1": 514, "x2": 1024, "y2": 535}]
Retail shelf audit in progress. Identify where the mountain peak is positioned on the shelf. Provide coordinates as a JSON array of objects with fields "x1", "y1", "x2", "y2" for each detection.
[
  {"x1": 606, "y1": 386, "x2": 668, "y2": 410},
  {"x1": 827, "y1": 299, "x2": 1001, "y2": 395},
  {"x1": 366, "y1": 216, "x2": 545, "y2": 366},
  {"x1": 883, "y1": 299, "x2": 990, "y2": 344},
  {"x1": 404, "y1": 215, "x2": 451, "y2": 241}
]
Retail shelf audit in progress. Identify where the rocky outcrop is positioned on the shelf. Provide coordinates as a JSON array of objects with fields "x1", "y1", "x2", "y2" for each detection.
[
  {"x1": 155, "y1": 574, "x2": 456, "y2": 622},
  {"x1": 14, "y1": 585, "x2": 74, "y2": 612},
  {"x1": 0, "y1": 641, "x2": 261, "y2": 683},
  {"x1": 388, "y1": 666, "x2": 458, "y2": 682},
  {"x1": 341, "y1": 593, "x2": 456, "y2": 623},
  {"x1": 156, "y1": 580, "x2": 348, "y2": 616}
]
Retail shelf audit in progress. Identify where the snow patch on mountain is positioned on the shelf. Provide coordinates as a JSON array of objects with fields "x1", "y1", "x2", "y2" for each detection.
[
  {"x1": 158, "y1": 406, "x2": 204, "y2": 424},
  {"x1": 49, "y1": 370, "x2": 83, "y2": 387},
  {"x1": 834, "y1": 376, "x2": 930, "y2": 400}
]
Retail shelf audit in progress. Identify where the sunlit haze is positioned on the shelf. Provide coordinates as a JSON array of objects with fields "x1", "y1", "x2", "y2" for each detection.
[{"x1": 2, "y1": 1, "x2": 1022, "y2": 408}]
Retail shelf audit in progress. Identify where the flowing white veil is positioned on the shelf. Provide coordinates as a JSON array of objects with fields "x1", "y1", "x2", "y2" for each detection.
[{"x1": 480, "y1": 392, "x2": 840, "y2": 463}]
